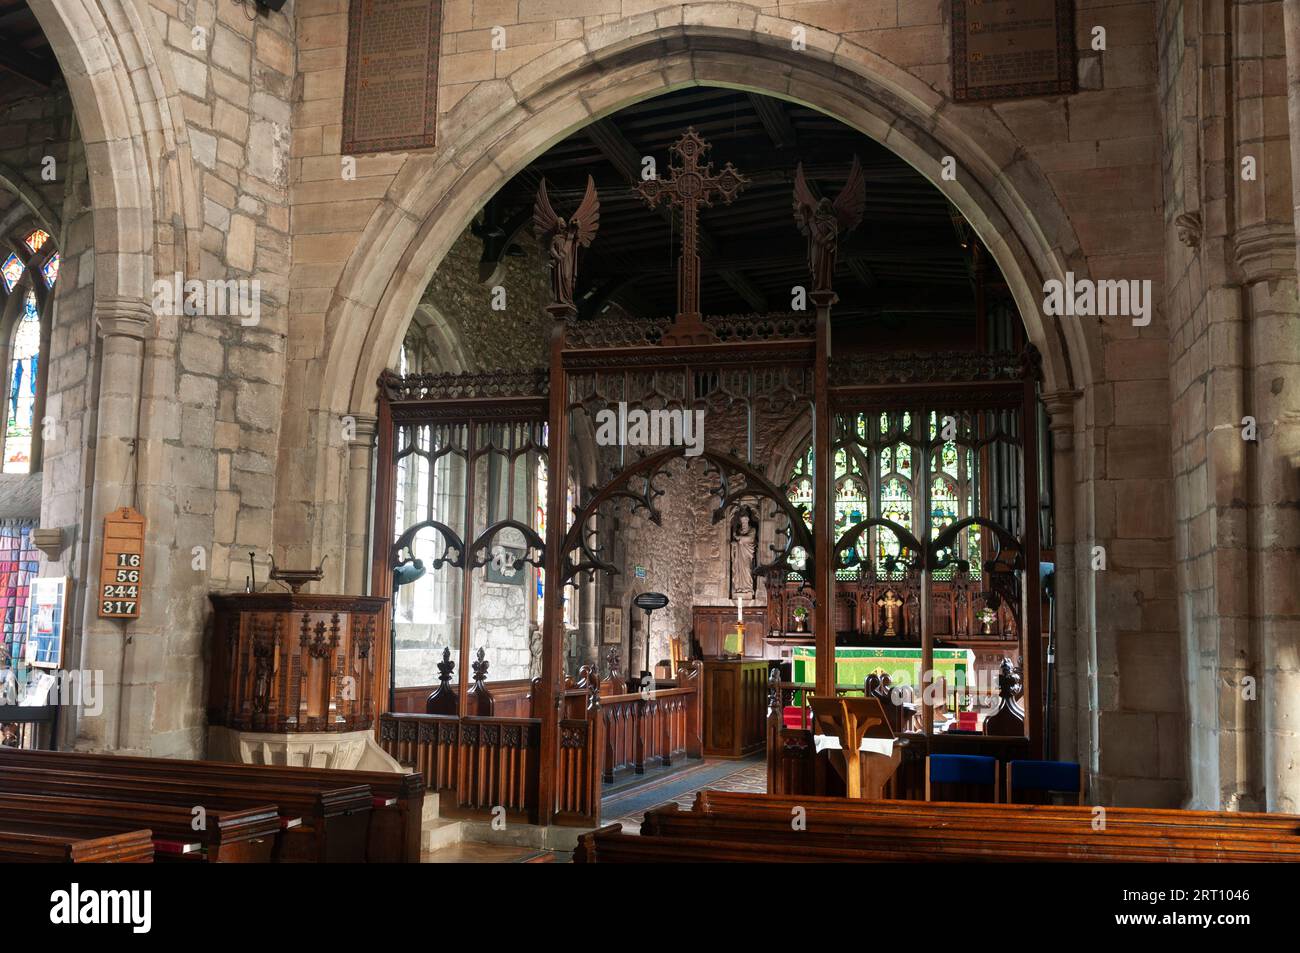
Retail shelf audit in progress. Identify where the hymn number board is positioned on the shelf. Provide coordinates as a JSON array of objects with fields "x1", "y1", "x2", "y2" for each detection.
[{"x1": 99, "y1": 506, "x2": 145, "y2": 620}]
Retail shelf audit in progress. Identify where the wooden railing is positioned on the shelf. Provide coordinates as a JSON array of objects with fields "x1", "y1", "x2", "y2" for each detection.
[
  {"x1": 379, "y1": 690, "x2": 606, "y2": 826},
  {"x1": 382, "y1": 659, "x2": 701, "y2": 825},
  {"x1": 600, "y1": 684, "x2": 702, "y2": 781}
]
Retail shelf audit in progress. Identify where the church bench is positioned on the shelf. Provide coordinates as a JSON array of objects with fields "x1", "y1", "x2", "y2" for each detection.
[
  {"x1": 638, "y1": 801, "x2": 1300, "y2": 862},
  {"x1": 578, "y1": 811, "x2": 1300, "y2": 863},
  {"x1": 0, "y1": 749, "x2": 423, "y2": 863},
  {"x1": 0, "y1": 826, "x2": 155, "y2": 863},
  {"x1": 0, "y1": 790, "x2": 280, "y2": 862},
  {"x1": 0, "y1": 764, "x2": 371, "y2": 862},
  {"x1": 694, "y1": 790, "x2": 1300, "y2": 838}
]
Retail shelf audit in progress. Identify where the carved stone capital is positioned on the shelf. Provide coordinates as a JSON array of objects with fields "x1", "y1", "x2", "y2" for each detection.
[
  {"x1": 1234, "y1": 223, "x2": 1298, "y2": 284},
  {"x1": 346, "y1": 413, "x2": 378, "y2": 448},
  {"x1": 1041, "y1": 389, "x2": 1082, "y2": 433},
  {"x1": 1280, "y1": 409, "x2": 1300, "y2": 470},
  {"x1": 93, "y1": 296, "x2": 154, "y2": 340}
]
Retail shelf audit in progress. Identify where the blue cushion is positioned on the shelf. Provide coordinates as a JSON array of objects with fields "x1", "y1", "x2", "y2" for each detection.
[
  {"x1": 929, "y1": 754, "x2": 997, "y2": 785},
  {"x1": 1010, "y1": 760, "x2": 1081, "y2": 792}
]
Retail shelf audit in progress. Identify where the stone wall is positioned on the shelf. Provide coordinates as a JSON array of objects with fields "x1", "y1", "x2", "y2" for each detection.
[
  {"x1": 1158, "y1": 0, "x2": 1300, "y2": 812},
  {"x1": 22, "y1": 0, "x2": 1296, "y2": 807}
]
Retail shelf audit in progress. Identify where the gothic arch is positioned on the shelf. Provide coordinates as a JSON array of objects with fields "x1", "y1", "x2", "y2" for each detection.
[
  {"x1": 28, "y1": 0, "x2": 201, "y2": 313},
  {"x1": 321, "y1": 4, "x2": 1094, "y2": 419}
]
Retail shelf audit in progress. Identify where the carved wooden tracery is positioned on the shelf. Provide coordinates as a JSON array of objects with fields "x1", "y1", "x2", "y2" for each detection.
[{"x1": 372, "y1": 126, "x2": 1048, "y2": 824}]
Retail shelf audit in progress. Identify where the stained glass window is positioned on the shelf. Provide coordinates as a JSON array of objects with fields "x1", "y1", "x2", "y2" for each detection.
[
  {"x1": 40, "y1": 253, "x2": 59, "y2": 289},
  {"x1": 929, "y1": 475, "x2": 959, "y2": 563},
  {"x1": 4, "y1": 292, "x2": 40, "y2": 474},
  {"x1": 534, "y1": 456, "x2": 547, "y2": 612},
  {"x1": 23, "y1": 230, "x2": 49, "y2": 255},
  {"x1": 835, "y1": 477, "x2": 869, "y2": 572},
  {"x1": 1, "y1": 254, "x2": 22, "y2": 294},
  {"x1": 879, "y1": 477, "x2": 912, "y2": 572},
  {"x1": 0, "y1": 521, "x2": 38, "y2": 694}
]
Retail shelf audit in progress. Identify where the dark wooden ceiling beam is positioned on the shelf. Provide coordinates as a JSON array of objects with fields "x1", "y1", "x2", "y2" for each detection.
[
  {"x1": 586, "y1": 115, "x2": 768, "y2": 312},
  {"x1": 0, "y1": 33, "x2": 51, "y2": 87},
  {"x1": 748, "y1": 93, "x2": 798, "y2": 149}
]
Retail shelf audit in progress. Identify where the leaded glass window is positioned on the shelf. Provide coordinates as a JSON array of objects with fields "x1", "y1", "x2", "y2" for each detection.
[{"x1": 4, "y1": 292, "x2": 40, "y2": 474}]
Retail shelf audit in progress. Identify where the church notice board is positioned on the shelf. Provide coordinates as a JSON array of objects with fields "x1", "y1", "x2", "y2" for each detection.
[
  {"x1": 342, "y1": 0, "x2": 443, "y2": 155},
  {"x1": 98, "y1": 506, "x2": 144, "y2": 620},
  {"x1": 951, "y1": 0, "x2": 1076, "y2": 102}
]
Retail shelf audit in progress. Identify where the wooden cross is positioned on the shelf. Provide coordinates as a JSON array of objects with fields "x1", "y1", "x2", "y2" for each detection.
[
  {"x1": 637, "y1": 128, "x2": 748, "y2": 341},
  {"x1": 877, "y1": 589, "x2": 903, "y2": 638}
]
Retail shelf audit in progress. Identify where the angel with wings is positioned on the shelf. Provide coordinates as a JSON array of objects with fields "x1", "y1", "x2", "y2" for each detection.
[
  {"x1": 533, "y1": 175, "x2": 600, "y2": 310},
  {"x1": 793, "y1": 156, "x2": 866, "y2": 294}
]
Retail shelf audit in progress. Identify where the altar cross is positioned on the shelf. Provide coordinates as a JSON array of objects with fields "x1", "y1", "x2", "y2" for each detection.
[
  {"x1": 637, "y1": 128, "x2": 749, "y2": 338},
  {"x1": 877, "y1": 589, "x2": 903, "y2": 638}
]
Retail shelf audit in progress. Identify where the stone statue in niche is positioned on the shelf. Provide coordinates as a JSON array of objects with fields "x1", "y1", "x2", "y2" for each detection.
[{"x1": 729, "y1": 506, "x2": 758, "y2": 600}]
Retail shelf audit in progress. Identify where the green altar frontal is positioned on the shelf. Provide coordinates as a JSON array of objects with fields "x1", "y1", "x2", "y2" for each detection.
[{"x1": 790, "y1": 645, "x2": 973, "y2": 693}]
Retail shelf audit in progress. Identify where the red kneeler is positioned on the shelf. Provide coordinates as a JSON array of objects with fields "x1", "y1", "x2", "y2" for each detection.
[{"x1": 783, "y1": 706, "x2": 804, "y2": 730}]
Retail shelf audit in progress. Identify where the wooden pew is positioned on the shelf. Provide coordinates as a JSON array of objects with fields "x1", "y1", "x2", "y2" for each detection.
[
  {"x1": 0, "y1": 791, "x2": 279, "y2": 862},
  {"x1": 0, "y1": 826, "x2": 154, "y2": 863},
  {"x1": 695, "y1": 790, "x2": 1300, "y2": 838},
  {"x1": 575, "y1": 791, "x2": 1300, "y2": 863},
  {"x1": 0, "y1": 764, "x2": 371, "y2": 862},
  {"x1": 0, "y1": 749, "x2": 423, "y2": 863},
  {"x1": 638, "y1": 801, "x2": 1300, "y2": 862}
]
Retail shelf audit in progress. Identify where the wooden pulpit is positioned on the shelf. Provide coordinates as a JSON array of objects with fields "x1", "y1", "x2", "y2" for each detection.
[
  {"x1": 810, "y1": 695, "x2": 900, "y2": 799},
  {"x1": 207, "y1": 592, "x2": 388, "y2": 733}
]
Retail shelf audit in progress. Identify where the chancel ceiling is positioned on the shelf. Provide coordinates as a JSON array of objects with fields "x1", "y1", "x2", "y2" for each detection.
[{"x1": 472, "y1": 86, "x2": 1000, "y2": 349}]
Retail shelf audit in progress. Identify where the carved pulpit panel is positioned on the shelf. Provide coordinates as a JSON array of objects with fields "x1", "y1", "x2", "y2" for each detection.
[{"x1": 209, "y1": 593, "x2": 387, "y2": 733}]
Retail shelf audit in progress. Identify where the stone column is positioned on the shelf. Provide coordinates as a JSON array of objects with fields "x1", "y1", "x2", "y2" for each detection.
[
  {"x1": 1236, "y1": 225, "x2": 1300, "y2": 812},
  {"x1": 344, "y1": 413, "x2": 378, "y2": 595},
  {"x1": 1043, "y1": 389, "x2": 1082, "y2": 763},
  {"x1": 1284, "y1": 0, "x2": 1300, "y2": 278},
  {"x1": 74, "y1": 297, "x2": 152, "y2": 752}
]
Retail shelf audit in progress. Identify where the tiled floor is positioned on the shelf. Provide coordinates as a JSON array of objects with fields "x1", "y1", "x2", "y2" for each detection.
[
  {"x1": 419, "y1": 757, "x2": 767, "y2": 860},
  {"x1": 602, "y1": 757, "x2": 766, "y2": 835},
  {"x1": 421, "y1": 842, "x2": 554, "y2": 863}
]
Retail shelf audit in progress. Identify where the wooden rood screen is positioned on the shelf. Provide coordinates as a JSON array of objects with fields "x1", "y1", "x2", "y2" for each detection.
[{"x1": 372, "y1": 127, "x2": 1048, "y2": 824}]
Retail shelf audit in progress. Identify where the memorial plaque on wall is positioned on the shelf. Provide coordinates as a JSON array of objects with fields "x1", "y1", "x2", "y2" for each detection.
[
  {"x1": 342, "y1": 0, "x2": 443, "y2": 155},
  {"x1": 951, "y1": 0, "x2": 1076, "y2": 102},
  {"x1": 99, "y1": 506, "x2": 144, "y2": 620}
]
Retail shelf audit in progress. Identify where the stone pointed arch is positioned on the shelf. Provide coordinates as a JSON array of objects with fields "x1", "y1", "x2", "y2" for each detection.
[
  {"x1": 320, "y1": 4, "x2": 1093, "y2": 421},
  {"x1": 29, "y1": 0, "x2": 202, "y2": 312}
]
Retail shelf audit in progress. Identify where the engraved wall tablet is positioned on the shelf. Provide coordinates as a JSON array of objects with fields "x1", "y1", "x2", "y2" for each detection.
[
  {"x1": 951, "y1": 0, "x2": 1076, "y2": 102},
  {"x1": 342, "y1": 0, "x2": 443, "y2": 154}
]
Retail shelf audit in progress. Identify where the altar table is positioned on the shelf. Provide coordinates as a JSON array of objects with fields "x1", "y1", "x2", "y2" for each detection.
[{"x1": 790, "y1": 645, "x2": 974, "y2": 694}]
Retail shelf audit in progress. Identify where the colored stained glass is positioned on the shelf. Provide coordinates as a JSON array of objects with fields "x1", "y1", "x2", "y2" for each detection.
[
  {"x1": 23, "y1": 230, "x2": 49, "y2": 254},
  {"x1": 4, "y1": 293, "x2": 40, "y2": 474},
  {"x1": 0, "y1": 521, "x2": 38, "y2": 699},
  {"x1": 1, "y1": 254, "x2": 22, "y2": 293},
  {"x1": 535, "y1": 456, "x2": 547, "y2": 608},
  {"x1": 879, "y1": 477, "x2": 912, "y2": 572},
  {"x1": 41, "y1": 253, "x2": 59, "y2": 288}
]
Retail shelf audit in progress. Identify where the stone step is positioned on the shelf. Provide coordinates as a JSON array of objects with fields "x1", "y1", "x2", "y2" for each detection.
[
  {"x1": 422, "y1": 817, "x2": 464, "y2": 852},
  {"x1": 458, "y1": 820, "x2": 587, "y2": 853}
]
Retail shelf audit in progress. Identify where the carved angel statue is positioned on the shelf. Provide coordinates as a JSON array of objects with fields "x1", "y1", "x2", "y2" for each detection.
[
  {"x1": 533, "y1": 175, "x2": 600, "y2": 310},
  {"x1": 792, "y1": 156, "x2": 866, "y2": 294}
]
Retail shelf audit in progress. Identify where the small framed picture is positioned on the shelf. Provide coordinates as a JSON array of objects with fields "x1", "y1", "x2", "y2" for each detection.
[
  {"x1": 602, "y1": 606, "x2": 623, "y2": 645},
  {"x1": 27, "y1": 576, "x2": 69, "y2": 669}
]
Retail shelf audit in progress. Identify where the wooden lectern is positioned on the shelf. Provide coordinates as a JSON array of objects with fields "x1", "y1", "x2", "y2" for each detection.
[{"x1": 810, "y1": 695, "x2": 901, "y2": 799}]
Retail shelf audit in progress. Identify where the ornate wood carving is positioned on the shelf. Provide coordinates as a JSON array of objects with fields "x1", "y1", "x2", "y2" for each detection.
[
  {"x1": 533, "y1": 176, "x2": 600, "y2": 311},
  {"x1": 636, "y1": 127, "x2": 749, "y2": 343},
  {"x1": 208, "y1": 592, "x2": 386, "y2": 733},
  {"x1": 792, "y1": 156, "x2": 866, "y2": 294}
]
